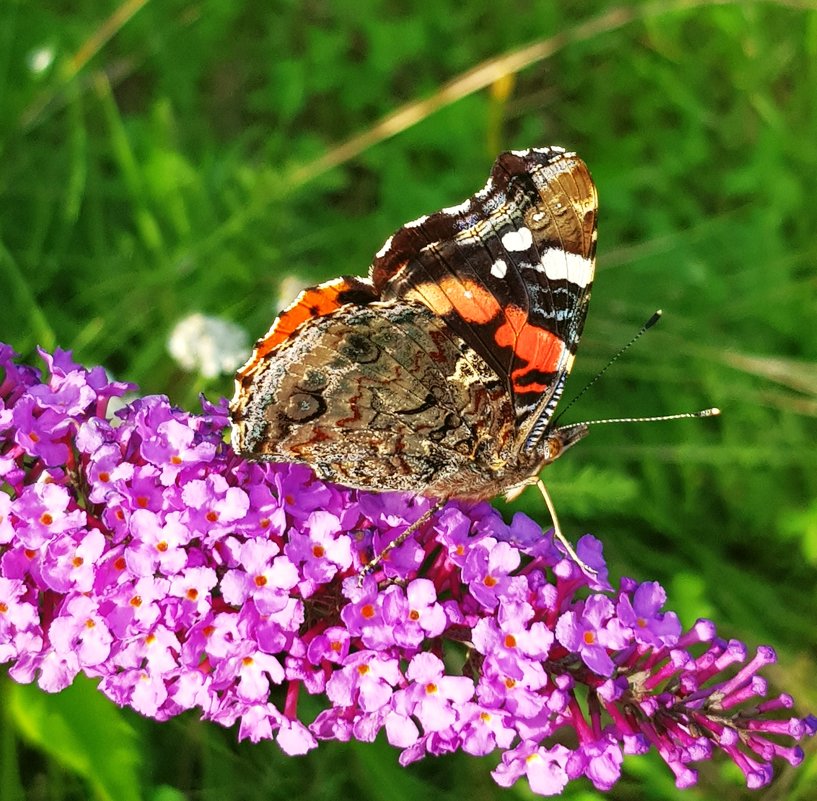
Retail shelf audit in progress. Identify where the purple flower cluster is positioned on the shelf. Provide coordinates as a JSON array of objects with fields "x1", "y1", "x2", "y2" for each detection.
[{"x1": 0, "y1": 344, "x2": 813, "y2": 794}]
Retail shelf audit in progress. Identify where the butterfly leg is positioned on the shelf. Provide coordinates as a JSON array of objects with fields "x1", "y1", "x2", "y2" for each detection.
[
  {"x1": 358, "y1": 499, "x2": 446, "y2": 585},
  {"x1": 532, "y1": 478, "x2": 597, "y2": 577}
]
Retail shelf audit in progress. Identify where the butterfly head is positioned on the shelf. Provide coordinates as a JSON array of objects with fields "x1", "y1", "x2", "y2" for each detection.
[{"x1": 539, "y1": 422, "x2": 590, "y2": 466}]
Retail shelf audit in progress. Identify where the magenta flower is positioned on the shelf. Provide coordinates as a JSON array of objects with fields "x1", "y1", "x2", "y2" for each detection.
[
  {"x1": 398, "y1": 652, "x2": 476, "y2": 734},
  {"x1": 616, "y1": 578, "x2": 681, "y2": 647},
  {"x1": 12, "y1": 480, "x2": 87, "y2": 549},
  {"x1": 461, "y1": 537, "x2": 522, "y2": 609},
  {"x1": 285, "y1": 510, "x2": 353, "y2": 591},
  {"x1": 12, "y1": 396, "x2": 72, "y2": 466},
  {"x1": 0, "y1": 344, "x2": 813, "y2": 796},
  {"x1": 40, "y1": 529, "x2": 105, "y2": 592},
  {"x1": 325, "y1": 650, "x2": 402, "y2": 712},
  {"x1": 0, "y1": 577, "x2": 41, "y2": 662},
  {"x1": 48, "y1": 593, "x2": 113, "y2": 677},
  {"x1": 556, "y1": 594, "x2": 631, "y2": 676},
  {"x1": 455, "y1": 701, "x2": 516, "y2": 755},
  {"x1": 494, "y1": 742, "x2": 573, "y2": 795}
]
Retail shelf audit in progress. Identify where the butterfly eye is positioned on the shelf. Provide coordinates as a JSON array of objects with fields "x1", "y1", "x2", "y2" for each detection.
[{"x1": 543, "y1": 436, "x2": 564, "y2": 463}]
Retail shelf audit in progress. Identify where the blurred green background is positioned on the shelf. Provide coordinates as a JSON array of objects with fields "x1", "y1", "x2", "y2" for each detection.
[{"x1": 2, "y1": 1, "x2": 817, "y2": 799}]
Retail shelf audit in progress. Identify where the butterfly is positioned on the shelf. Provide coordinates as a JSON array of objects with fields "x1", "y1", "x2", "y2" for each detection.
[{"x1": 230, "y1": 147, "x2": 597, "y2": 563}]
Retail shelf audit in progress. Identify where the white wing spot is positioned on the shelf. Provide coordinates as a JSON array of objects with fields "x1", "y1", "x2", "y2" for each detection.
[
  {"x1": 501, "y1": 227, "x2": 533, "y2": 252},
  {"x1": 491, "y1": 258, "x2": 508, "y2": 279},
  {"x1": 540, "y1": 250, "x2": 594, "y2": 288}
]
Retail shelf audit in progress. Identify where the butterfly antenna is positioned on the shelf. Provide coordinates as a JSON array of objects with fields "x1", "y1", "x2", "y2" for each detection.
[
  {"x1": 551, "y1": 309, "x2": 662, "y2": 427},
  {"x1": 561, "y1": 407, "x2": 720, "y2": 432}
]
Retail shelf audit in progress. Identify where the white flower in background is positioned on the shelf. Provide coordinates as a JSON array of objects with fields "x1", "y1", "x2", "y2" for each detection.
[
  {"x1": 27, "y1": 46, "x2": 55, "y2": 75},
  {"x1": 167, "y1": 313, "x2": 249, "y2": 378}
]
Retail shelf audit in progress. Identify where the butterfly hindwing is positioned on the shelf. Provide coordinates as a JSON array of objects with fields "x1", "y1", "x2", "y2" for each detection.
[{"x1": 232, "y1": 296, "x2": 516, "y2": 498}]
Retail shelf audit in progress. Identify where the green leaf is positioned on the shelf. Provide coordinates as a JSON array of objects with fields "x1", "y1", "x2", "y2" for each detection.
[{"x1": 6, "y1": 676, "x2": 143, "y2": 801}]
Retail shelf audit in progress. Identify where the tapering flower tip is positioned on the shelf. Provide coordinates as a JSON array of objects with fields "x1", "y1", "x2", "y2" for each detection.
[
  {"x1": 719, "y1": 727, "x2": 739, "y2": 747},
  {"x1": 687, "y1": 738, "x2": 713, "y2": 763},
  {"x1": 743, "y1": 759, "x2": 774, "y2": 790},
  {"x1": 641, "y1": 647, "x2": 691, "y2": 693},
  {"x1": 718, "y1": 674, "x2": 767, "y2": 710},
  {"x1": 758, "y1": 692, "x2": 794, "y2": 714},
  {"x1": 678, "y1": 617, "x2": 717, "y2": 647},
  {"x1": 717, "y1": 645, "x2": 777, "y2": 698},
  {"x1": 1, "y1": 344, "x2": 814, "y2": 796},
  {"x1": 670, "y1": 762, "x2": 699, "y2": 789},
  {"x1": 717, "y1": 639, "x2": 749, "y2": 670}
]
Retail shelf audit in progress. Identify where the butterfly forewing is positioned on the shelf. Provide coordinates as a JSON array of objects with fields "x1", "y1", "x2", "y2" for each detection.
[{"x1": 370, "y1": 147, "x2": 597, "y2": 435}]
